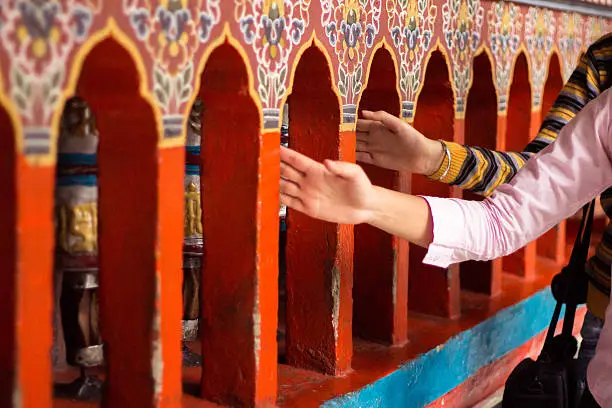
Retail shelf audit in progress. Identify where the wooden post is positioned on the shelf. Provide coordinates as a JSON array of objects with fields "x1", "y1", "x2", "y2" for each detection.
[
  {"x1": 199, "y1": 44, "x2": 278, "y2": 406},
  {"x1": 78, "y1": 38, "x2": 183, "y2": 407}
]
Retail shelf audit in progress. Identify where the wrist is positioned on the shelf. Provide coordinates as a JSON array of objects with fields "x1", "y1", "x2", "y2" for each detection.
[
  {"x1": 362, "y1": 185, "x2": 387, "y2": 225},
  {"x1": 422, "y1": 138, "x2": 445, "y2": 177}
]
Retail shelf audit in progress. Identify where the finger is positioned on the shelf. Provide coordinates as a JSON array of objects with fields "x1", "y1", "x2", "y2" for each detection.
[
  {"x1": 280, "y1": 145, "x2": 314, "y2": 174},
  {"x1": 280, "y1": 192, "x2": 305, "y2": 212},
  {"x1": 324, "y1": 159, "x2": 360, "y2": 179},
  {"x1": 356, "y1": 151, "x2": 374, "y2": 164},
  {"x1": 356, "y1": 131, "x2": 370, "y2": 142},
  {"x1": 280, "y1": 178, "x2": 301, "y2": 197},
  {"x1": 356, "y1": 139, "x2": 369, "y2": 153},
  {"x1": 362, "y1": 110, "x2": 403, "y2": 133},
  {"x1": 356, "y1": 118, "x2": 376, "y2": 132},
  {"x1": 280, "y1": 161, "x2": 304, "y2": 183}
]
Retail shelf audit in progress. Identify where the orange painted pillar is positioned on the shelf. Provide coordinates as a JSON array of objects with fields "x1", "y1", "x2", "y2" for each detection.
[
  {"x1": 198, "y1": 44, "x2": 278, "y2": 406},
  {"x1": 1, "y1": 157, "x2": 55, "y2": 408}
]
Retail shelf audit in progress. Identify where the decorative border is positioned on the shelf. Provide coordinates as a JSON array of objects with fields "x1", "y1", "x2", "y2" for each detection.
[
  {"x1": 1, "y1": 1, "x2": 611, "y2": 162},
  {"x1": 323, "y1": 289, "x2": 582, "y2": 408}
]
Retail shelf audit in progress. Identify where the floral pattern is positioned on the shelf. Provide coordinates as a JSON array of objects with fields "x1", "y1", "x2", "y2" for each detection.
[
  {"x1": 0, "y1": 0, "x2": 95, "y2": 127},
  {"x1": 524, "y1": 7, "x2": 555, "y2": 108},
  {"x1": 488, "y1": 2, "x2": 521, "y2": 112},
  {"x1": 322, "y1": 0, "x2": 381, "y2": 115},
  {"x1": 124, "y1": 0, "x2": 221, "y2": 116},
  {"x1": 237, "y1": 0, "x2": 310, "y2": 127},
  {"x1": 442, "y1": 0, "x2": 484, "y2": 115},
  {"x1": 557, "y1": 12, "x2": 584, "y2": 82},
  {"x1": 387, "y1": 0, "x2": 437, "y2": 120},
  {"x1": 585, "y1": 15, "x2": 606, "y2": 46}
]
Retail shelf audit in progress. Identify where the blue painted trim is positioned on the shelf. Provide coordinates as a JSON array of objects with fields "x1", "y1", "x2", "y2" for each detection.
[
  {"x1": 185, "y1": 164, "x2": 200, "y2": 176},
  {"x1": 57, "y1": 174, "x2": 97, "y2": 187},
  {"x1": 57, "y1": 153, "x2": 97, "y2": 166},
  {"x1": 323, "y1": 288, "x2": 574, "y2": 408},
  {"x1": 186, "y1": 146, "x2": 200, "y2": 154}
]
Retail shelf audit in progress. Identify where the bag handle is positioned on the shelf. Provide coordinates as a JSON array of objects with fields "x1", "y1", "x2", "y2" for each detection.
[{"x1": 545, "y1": 200, "x2": 596, "y2": 344}]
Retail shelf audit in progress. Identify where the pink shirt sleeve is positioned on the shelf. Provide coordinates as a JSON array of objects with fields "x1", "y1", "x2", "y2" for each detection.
[{"x1": 420, "y1": 87, "x2": 612, "y2": 269}]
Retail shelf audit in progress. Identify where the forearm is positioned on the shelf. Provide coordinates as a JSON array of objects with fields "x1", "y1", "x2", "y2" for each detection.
[
  {"x1": 427, "y1": 49, "x2": 602, "y2": 197},
  {"x1": 366, "y1": 186, "x2": 433, "y2": 248}
]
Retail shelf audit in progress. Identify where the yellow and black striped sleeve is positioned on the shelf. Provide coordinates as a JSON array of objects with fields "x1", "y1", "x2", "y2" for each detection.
[{"x1": 427, "y1": 33, "x2": 610, "y2": 197}]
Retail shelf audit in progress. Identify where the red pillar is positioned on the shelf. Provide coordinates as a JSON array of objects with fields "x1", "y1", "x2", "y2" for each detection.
[
  {"x1": 199, "y1": 44, "x2": 278, "y2": 406},
  {"x1": 285, "y1": 46, "x2": 353, "y2": 374},
  {"x1": 78, "y1": 38, "x2": 183, "y2": 407}
]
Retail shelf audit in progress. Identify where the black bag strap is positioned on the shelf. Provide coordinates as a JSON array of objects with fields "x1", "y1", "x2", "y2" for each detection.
[{"x1": 544, "y1": 200, "x2": 596, "y2": 346}]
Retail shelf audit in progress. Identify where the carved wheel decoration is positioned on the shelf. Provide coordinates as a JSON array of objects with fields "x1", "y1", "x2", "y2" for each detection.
[
  {"x1": 321, "y1": 0, "x2": 381, "y2": 124},
  {"x1": 387, "y1": 0, "x2": 437, "y2": 120},
  {"x1": 488, "y1": 1, "x2": 522, "y2": 112},
  {"x1": 442, "y1": 0, "x2": 484, "y2": 116},
  {"x1": 557, "y1": 11, "x2": 584, "y2": 83},
  {"x1": 236, "y1": 0, "x2": 311, "y2": 129},
  {"x1": 524, "y1": 7, "x2": 555, "y2": 109},
  {"x1": 0, "y1": 0, "x2": 98, "y2": 155}
]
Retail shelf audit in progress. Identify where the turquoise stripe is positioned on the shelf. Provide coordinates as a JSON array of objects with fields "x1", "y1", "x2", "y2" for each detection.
[
  {"x1": 186, "y1": 146, "x2": 200, "y2": 154},
  {"x1": 57, "y1": 153, "x2": 97, "y2": 166},
  {"x1": 324, "y1": 288, "x2": 573, "y2": 408},
  {"x1": 186, "y1": 164, "x2": 200, "y2": 176},
  {"x1": 57, "y1": 174, "x2": 97, "y2": 187}
]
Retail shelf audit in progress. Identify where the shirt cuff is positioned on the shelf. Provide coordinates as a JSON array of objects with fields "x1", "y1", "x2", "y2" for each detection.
[{"x1": 420, "y1": 196, "x2": 470, "y2": 268}]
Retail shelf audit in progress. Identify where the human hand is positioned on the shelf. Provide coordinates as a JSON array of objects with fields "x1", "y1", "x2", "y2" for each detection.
[
  {"x1": 356, "y1": 110, "x2": 445, "y2": 175},
  {"x1": 279, "y1": 146, "x2": 375, "y2": 225}
]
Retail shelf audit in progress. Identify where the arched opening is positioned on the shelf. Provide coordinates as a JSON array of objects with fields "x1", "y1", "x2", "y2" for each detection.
[
  {"x1": 0, "y1": 104, "x2": 17, "y2": 406},
  {"x1": 63, "y1": 38, "x2": 166, "y2": 405},
  {"x1": 285, "y1": 45, "x2": 350, "y2": 375},
  {"x1": 52, "y1": 97, "x2": 104, "y2": 402},
  {"x1": 354, "y1": 47, "x2": 407, "y2": 345},
  {"x1": 410, "y1": 50, "x2": 460, "y2": 318},
  {"x1": 506, "y1": 53, "x2": 531, "y2": 151},
  {"x1": 198, "y1": 43, "x2": 275, "y2": 406},
  {"x1": 181, "y1": 99, "x2": 204, "y2": 368},
  {"x1": 460, "y1": 53, "x2": 501, "y2": 296},
  {"x1": 537, "y1": 53, "x2": 567, "y2": 264},
  {"x1": 503, "y1": 52, "x2": 535, "y2": 278}
]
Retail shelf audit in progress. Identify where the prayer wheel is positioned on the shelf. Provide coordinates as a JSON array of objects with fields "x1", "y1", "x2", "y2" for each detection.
[{"x1": 54, "y1": 97, "x2": 103, "y2": 399}]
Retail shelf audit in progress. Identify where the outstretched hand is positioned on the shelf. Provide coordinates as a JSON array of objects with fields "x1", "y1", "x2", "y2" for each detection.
[
  {"x1": 357, "y1": 110, "x2": 444, "y2": 175},
  {"x1": 279, "y1": 146, "x2": 375, "y2": 225}
]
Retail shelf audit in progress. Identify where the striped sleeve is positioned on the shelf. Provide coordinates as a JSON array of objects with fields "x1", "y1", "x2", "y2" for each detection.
[{"x1": 427, "y1": 35, "x2": 610, "y2": 197}]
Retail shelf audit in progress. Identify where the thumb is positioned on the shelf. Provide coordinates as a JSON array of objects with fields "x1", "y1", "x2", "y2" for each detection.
[
  {"x1": 362, "y1": 110, "x2": 403, "y2": 132},
  {"x1": 324, "y1": 159, "x2": 360, "y2": 179}
]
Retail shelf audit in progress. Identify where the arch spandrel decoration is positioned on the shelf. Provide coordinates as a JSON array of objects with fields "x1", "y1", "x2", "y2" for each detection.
[
  {"x1": 0, "y1": 0, "x2": 104, "y2": 161},
  {"x1": 524, "y1": 6, "x2": 555, "y2": 109},
  {"x1": 319, "y1": 0, "x2": 383, "y2": 127},
  {"x1": 440, "y1": 0, "x2": 484, "y2": 117},
  {"x1": 558, "y1": 11, "x2": 585, "y2": 82},
  {"x1": 120, "y1": 0, "x2": 223, "y2": 143},
  {"x1": 385, "y1": 0, "x2": 438, "y2": 121},
  {"x1": 488, "y1": 1, "x2": 523, "y2": 113},
  {"x1": 232, "y1": 0, "x2": 313, "y2": 130}
]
